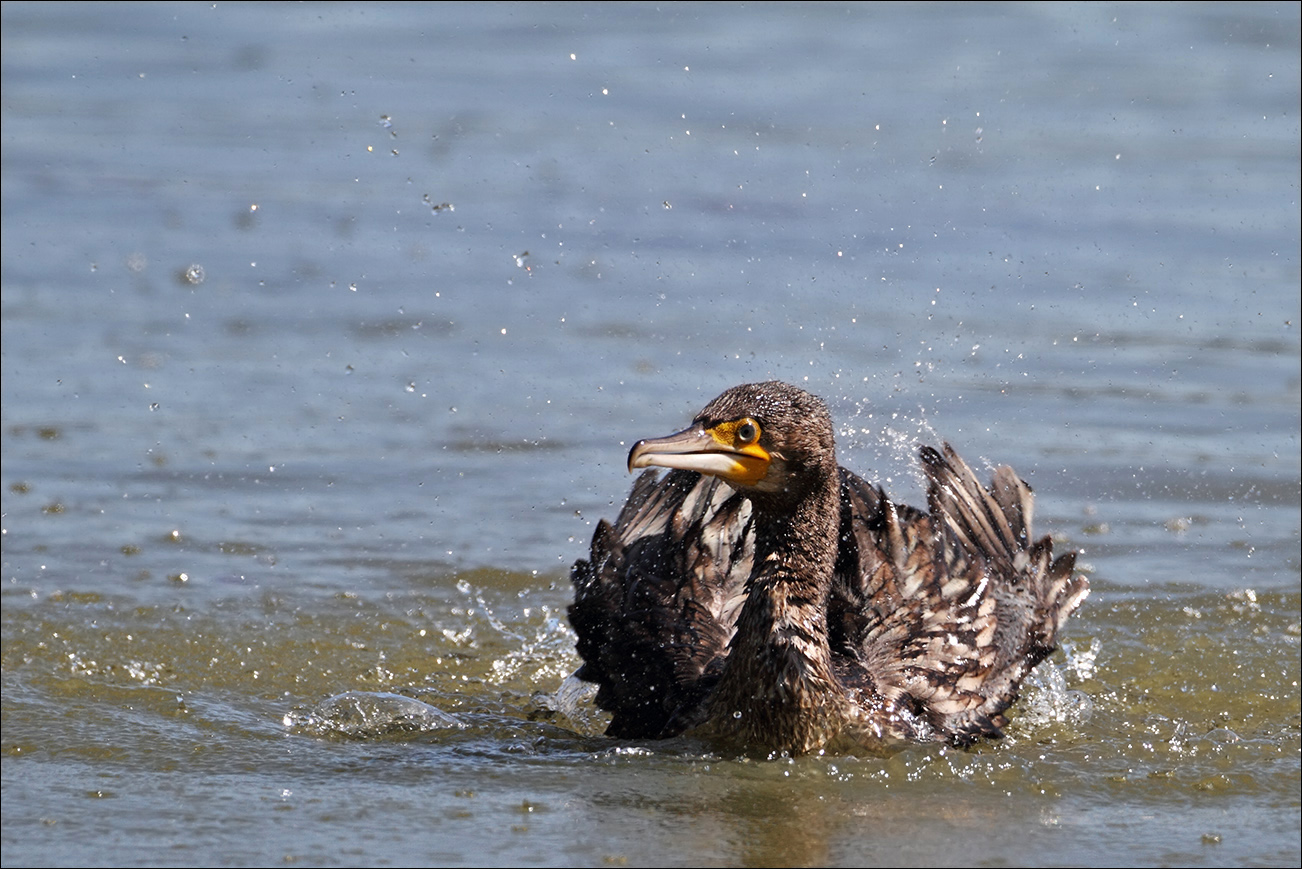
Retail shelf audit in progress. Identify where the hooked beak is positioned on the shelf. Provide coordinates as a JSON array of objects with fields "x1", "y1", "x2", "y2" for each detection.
[{"x1": 627, "y1": 424, "x2": 770, "y2": 487}]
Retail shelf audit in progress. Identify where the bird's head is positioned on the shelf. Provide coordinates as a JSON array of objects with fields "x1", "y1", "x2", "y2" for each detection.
[{"x1": 627, "y1": 381, "x2": 836, "y2": 497}]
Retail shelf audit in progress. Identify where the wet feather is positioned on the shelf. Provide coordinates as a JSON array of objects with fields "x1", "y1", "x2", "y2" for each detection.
[{"x1": 569, "y1": 382, "x2": 1087, "y2": 754}]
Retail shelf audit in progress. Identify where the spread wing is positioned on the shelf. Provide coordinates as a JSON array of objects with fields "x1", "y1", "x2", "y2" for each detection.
[
  {"x1": 568, "y1": 469, "x2": 754, "y2": 738},
  {"x1": 831, "y1": 444, "x2": 1088, "y2": 745},
  {"x1": 570, "y1": 445, "x2": 1088, "y2": 747}
]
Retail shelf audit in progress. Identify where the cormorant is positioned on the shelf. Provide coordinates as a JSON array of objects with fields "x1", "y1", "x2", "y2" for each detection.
[{"x1": 568, "y1": 381, "x2": 1088, "y2": 755}]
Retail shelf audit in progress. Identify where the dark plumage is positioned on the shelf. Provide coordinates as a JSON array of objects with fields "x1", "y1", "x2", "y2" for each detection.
[{"x1": 568, "y1": 381, "x2": 1088, "y2": 755}]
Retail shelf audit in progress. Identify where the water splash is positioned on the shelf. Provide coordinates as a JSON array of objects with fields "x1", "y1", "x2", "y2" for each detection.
[
  {"x1": 836, "y1": 400, "x2": 947, "y2": 497},
  {"x1": 1016, "y1": 657, "x2": 1095, "y2": 732},
  {"x1": 284, "y1": 691, "x2": 464, "y2": 739}
]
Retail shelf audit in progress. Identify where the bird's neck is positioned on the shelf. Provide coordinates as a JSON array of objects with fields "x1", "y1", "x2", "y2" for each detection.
[{"x1": 705, "y1": 468, "x2": 847, "y2": 753}]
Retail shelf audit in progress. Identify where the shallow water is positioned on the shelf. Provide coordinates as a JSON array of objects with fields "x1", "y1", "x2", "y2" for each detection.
[{"x1": 3, "y1": 3, "x2": 1299, "y2": 867}]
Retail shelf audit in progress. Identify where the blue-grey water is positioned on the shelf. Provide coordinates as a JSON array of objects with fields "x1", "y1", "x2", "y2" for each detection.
[{"x1": 3, "y1": 3, "x2": 1299, "y2": 867}]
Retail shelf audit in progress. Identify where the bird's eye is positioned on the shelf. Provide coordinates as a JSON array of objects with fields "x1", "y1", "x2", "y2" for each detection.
[{"x1": 736, "y1": 419, "x2": 759, "y2": 444}]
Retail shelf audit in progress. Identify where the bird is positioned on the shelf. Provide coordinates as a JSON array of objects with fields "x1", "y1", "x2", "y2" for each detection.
[{"x1": 567, "y1": 381, "x2": 1088, "y2": 755}]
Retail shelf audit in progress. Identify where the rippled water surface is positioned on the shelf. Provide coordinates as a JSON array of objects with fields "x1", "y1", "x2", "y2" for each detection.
[{"x1": 3, "y1": 3, "x2": 1299, "y2": 867}]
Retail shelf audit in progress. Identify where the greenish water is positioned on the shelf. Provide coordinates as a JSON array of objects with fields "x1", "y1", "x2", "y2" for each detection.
[{"x1": 4, "y1": 571, "x2": 1298, "y2": 865}]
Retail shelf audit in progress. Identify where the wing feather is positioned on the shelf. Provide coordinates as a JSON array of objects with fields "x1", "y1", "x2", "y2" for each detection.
[
  {"x1": 569, "y1": 469, "x2": 753, "y2": 738},
  {"x1": 833, "y1": 445, "x2": 1087, "y2": 745}
]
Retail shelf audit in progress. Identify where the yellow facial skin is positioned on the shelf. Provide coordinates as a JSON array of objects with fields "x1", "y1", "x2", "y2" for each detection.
[{"x1": 627, "y1": 417, "x2": 771, "y2": 487}]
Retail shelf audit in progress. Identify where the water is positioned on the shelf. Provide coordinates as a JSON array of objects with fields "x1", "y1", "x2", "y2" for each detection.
[{"x1": 3, "y1": 2, "x2": 1299, "y2": 866}]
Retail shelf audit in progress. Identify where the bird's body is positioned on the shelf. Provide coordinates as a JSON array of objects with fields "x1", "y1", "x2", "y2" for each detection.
[{"x1": 568, "y1": 382, "x2": 1087, "y2": 755}]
